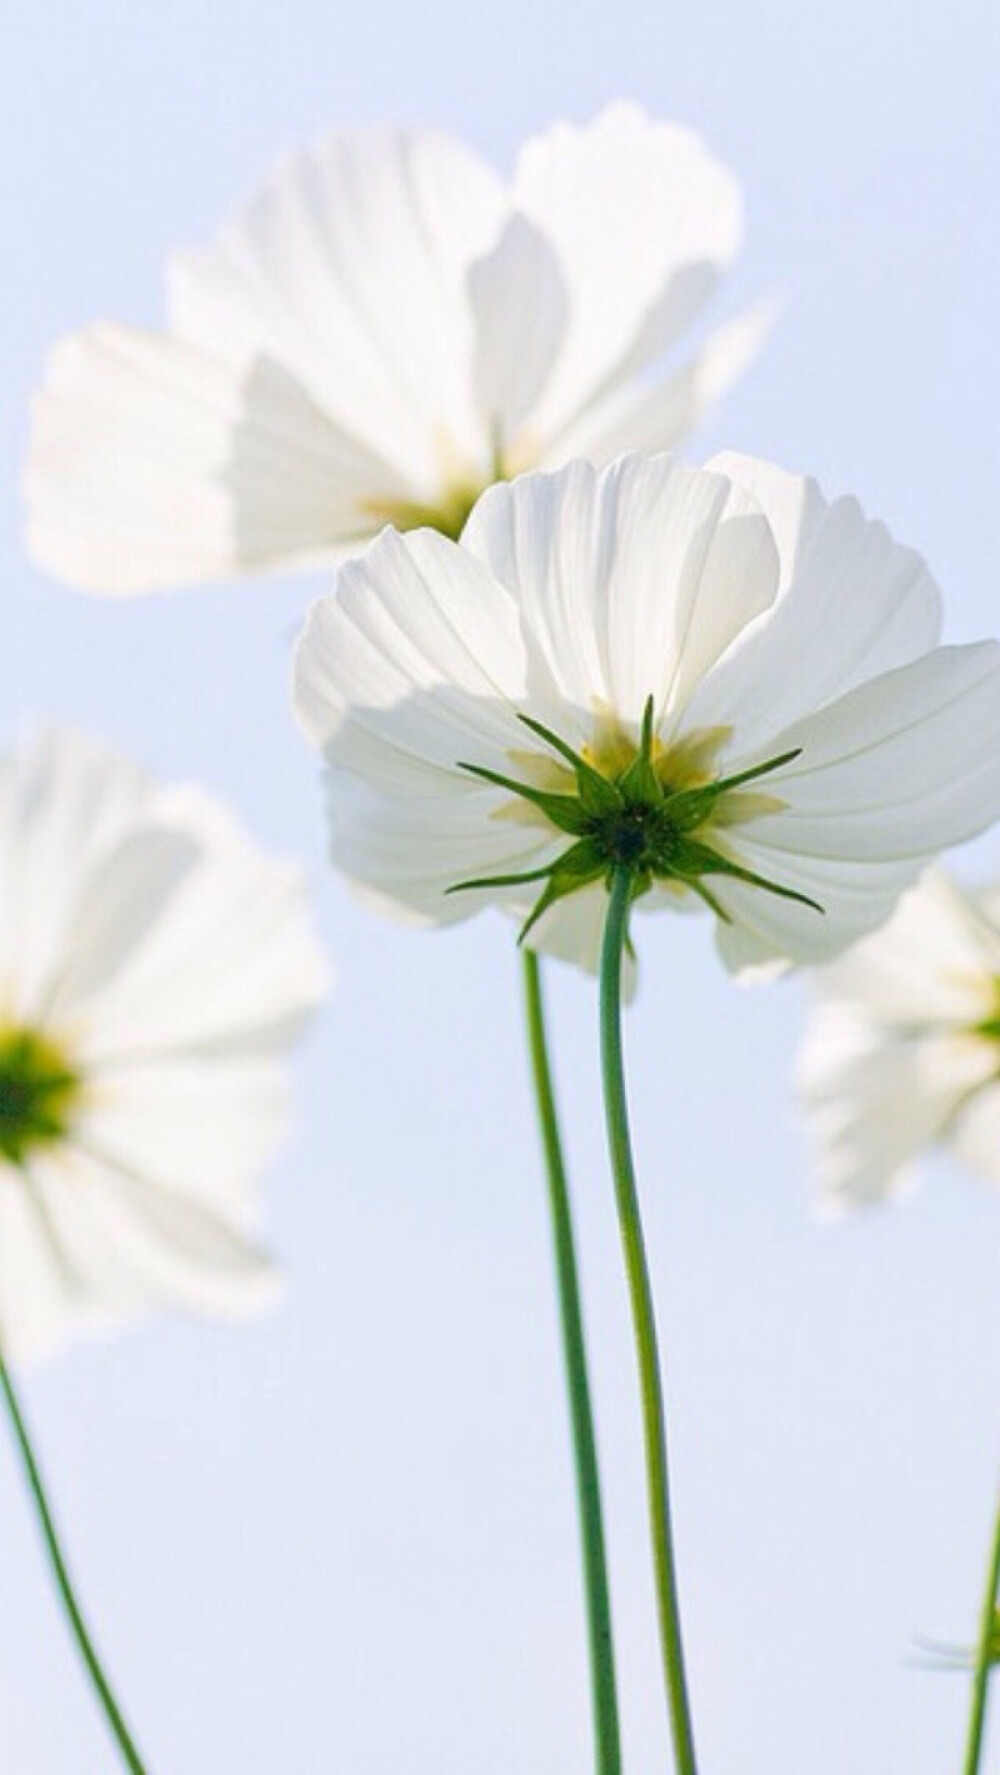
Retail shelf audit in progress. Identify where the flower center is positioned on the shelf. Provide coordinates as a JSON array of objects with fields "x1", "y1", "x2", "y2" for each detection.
[
  {"x1": 363, "y1": 437, "x2": 513, "y2": 543},
  {"x1": 449, "y1": 696, "x2": 824, "y2": 941},
  {"x1": 0, "y1": 1026, "x2": 80, "y2": 1166},
  {"x1": 362, "y1": 480, "x2": 489, "y2": 543},
  {"x1": 974, "y1": 986, "x2": 1000, "y2": 1046},
  {"x1": 588, "y1": 800, "x2": 684, "y2": 873}
]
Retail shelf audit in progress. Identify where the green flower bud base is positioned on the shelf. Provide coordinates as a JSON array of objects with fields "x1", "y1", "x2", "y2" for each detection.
[{"x1": 449, "y1": 695, "x2": 825, "y2": 938}]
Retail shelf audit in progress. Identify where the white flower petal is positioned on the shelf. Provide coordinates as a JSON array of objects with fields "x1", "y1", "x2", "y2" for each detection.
[
  {"x1": 810, "y1": 869, "x2": 1000, "y2": 1026},
  {"x1": 73, "y1": 786, "x2": 328, "y2": 1063},
  {"x1": 0, "y1": 726, "x2": 327, "y2": 1358},
  {"x1": 547, "y1": 304, "x2": 773, "y2": 467},
  {"x1": 514, "y1": 103, "x2": 742, "y2": 441},
  {"x1": 461, "y1": 454, "x2": 779, "y2": 735},
  {"x1": 168, "y1": 127, "x2": 506, "y2": 487},
  {"x1": 685, "y1": 455, "x2": 943, "y2": 755},
  {"x1": 712, "y1": 918, "x2": 790, "y2": 982},
  {"x1": 25, "y1": 325, "x2": 410, "y2": 593},
  {"x1": 521, "y1": 883, "x2": 611, "y2": 974},
  {"x1": 951, "y1": 1084, "x2": 1000, "y2": 1186},
  {"x1": 468, "y1": 214, "x2": 569, "y2": 451},
  {"x1": 77, "y1": 1054, "x2": 290, "y2": 1224},
  {"x1": 691, "y1": 637, "x2": 1000, "y2": 974},
  {"x1": 320, "y1": 772, "x2": 564, "y2": 924},
  {"x1": 797, "y1": 1013, "x2": 990, "y2": 1214},
  {"x1": 293, "y1": 531, "x2": 581, "y2": 920},
  {"x1": 0, "y1": 728, "x2": 148, "y2": 1013},
  {"x1": 710, "y1": 848, "x2": 922, "y2": 969},
  {"x1": 294, "y1": 528, "x2": 529, "y2": 778},
  {"x1": 36, "y1": 1144, "x2": 278, "y2": 1324},
  {"x1": 45, "y1": 827, "x2": 200, "y2": 1015},
  {"x1": 745, "y1": 643, "x2": 1000, "y2": 860},
  {"x1": 796, "y1": 867, "x2": 1000, "y2": 1214},
  {"x1": 0, "y1": 1165, "x2": 98, "y2": 1363}
]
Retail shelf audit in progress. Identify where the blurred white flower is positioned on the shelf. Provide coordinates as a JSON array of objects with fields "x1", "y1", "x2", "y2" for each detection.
[
  {"x1": 0, "y1": 727, "x2": 328, "y2": 1360},
  {"x1": 293, "y1": 451, "x2": 1000, "y2": 978},
  {"x1": 798, "y1": 868, "x2": 1000, "y2": 1214},
  {"x1": 24, "y1": 103, "x2": 766, "y2": 596}
]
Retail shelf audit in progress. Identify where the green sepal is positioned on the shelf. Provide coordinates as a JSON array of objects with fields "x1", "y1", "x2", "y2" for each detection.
[
  {"x1": 457, "y1": 760, "x2": 591, "y2": 835},
  {"x1": 666, "y1": 746, "x2": 802, "y2": 828},
  {"x1": 518, "y1": 841, "x2": 607, "y2": 942},
  {"x1": 686, "y1": 877, "x2": 733, "y2": 923},
  {"x1": 679, "y1": 838, "x2": 825, "y2": 915},
  {"x1": 516, "y1": 713, "x2": 623, "y2": 817},
  {"x1": 709, "y1": 746, "x2": 803, "y2": 796},
  {"x1": 448, "y1": 834, "x2": 609, "y2": 938},
  {"x1": 445, "y1": 860, "x2": 563, "y2": 897},
  {"x1": 519, "y1": 877, "x2": 573, "y2": 943},
  {"x1": 449, "y1": 704, "x2": 824, "y2": 937},
  {"x1": 617, "y1": 697, "x2": 663, "y2": 807}
]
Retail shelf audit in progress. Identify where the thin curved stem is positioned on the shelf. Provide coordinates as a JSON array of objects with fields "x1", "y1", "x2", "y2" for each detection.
[
  {"x1": 522, "y1": 950, "x2": 621, "y2": 1775},
  {"x1": 599, "y1": 868, "x2": 698, "y2": 1775},
  {"x1": 0, "y1": 1348, "x2": 149, "y2": 1774},
  {"x1": 963, "y1": 1474, "x2": 1000, "y2": 1775}
]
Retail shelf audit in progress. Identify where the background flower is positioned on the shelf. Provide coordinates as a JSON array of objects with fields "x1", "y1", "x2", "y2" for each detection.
[
  {"x1": 293, "y1": 451, "x2": 1000, "y2": 977},
  {"x1": 0, "y1": 726, "x2": 328, "y2": 1360},
  {"x1": 24, "y1": 104, "x2": 765, "y2": 595},
  {"x1": 798, "y1": 867, "x2": 1000, "y2": 1214}
]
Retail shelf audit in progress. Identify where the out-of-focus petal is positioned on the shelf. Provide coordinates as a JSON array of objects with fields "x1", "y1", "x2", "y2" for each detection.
[
  {"x1": 0, "y1": 726, "x2": 329, "y2": 1359},
  {"x1": 514, "y1": 103, "x2": 742, "y2": 441},
  {"x1": 168, "y1": 127, "x2": 506, "y2": 484},
  {"x1": 25, "y1": 326, "x2": 410, "y2": 593},
  {"x1": 468, "y1": 215, "x2": 569, "y2": 452},
  {"x1": 798, "y1": 1013, "x2": 991, "y2": 1213},
  {"x1": 548, "y1": 305, "x2": 772, "y2": 467}
]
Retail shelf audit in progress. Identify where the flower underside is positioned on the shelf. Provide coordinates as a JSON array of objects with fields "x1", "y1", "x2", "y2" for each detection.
[
  {"x1": 449, "y1": 695, "x2": 825, "y2": 940},
  {"x1": 0, "y1": 1025, "x2": 80, "y2": 1166}
]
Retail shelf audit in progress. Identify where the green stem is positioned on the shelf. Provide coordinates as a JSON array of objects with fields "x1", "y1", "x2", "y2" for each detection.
[
  {"x1": 522, "y1": 951, "x2": 621, "y2": 1775},
  {"x1": 599, "y1": 868, "x2": 698, "y2": 1775},
  {"x1": 0, "y1": 1348, "x2": 149, "y2": 1774},
  {"x1": 963, "y1": 1475, "x2": 1000, "y2": 1775}
]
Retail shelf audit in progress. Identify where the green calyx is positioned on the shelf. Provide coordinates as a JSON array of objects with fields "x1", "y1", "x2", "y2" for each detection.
[
  {"x1": 449, "y1": 695, "x2": 825, "y2": 942},
  {"x1": 0, "y1": 1026, "x2": 80, "y2": 1166}
]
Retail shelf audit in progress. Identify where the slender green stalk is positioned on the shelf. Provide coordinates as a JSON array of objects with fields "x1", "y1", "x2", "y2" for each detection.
[
  {"x1": 599, "y1": 868, "x2": 698, "y2": 1775},
  {"x1": 963, "y1": 1475, "x2": 1000, "y2": 1775},
  {"x1": 522, "y1": 950, "x2": 621, "y2": 1775},
  {"x1": 0, "y1": 1348, "x2": 149, "y2": 1774}
]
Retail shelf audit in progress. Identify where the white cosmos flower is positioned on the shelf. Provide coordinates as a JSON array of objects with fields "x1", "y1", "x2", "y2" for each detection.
[
  {"x1": 798, "y1": 868, "x2": 1000, "y2": 1214},
  {"x1": 292, "y1": 451, "x2": 1000, "y2": 978},
  {"x1": 0, "y1": 727, "x2": 328, "y2": 1360},
  {"x1": 24, "y1": 103, "x2": 766, "y2": 596}
]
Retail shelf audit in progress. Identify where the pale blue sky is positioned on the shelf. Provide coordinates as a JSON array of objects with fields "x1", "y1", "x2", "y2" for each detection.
[{"x1": 2, "y1": 2, "x2": 999, "y2": 1770}]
